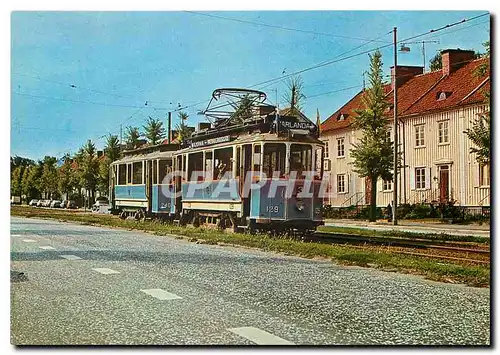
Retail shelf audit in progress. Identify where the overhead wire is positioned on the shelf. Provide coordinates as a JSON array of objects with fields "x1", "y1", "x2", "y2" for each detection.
[
  {"x1": 249, "y1": 12, "x2": 489, "y2": 90},
  {"x1": 184, "y1": 11, "x2": 392, "y2": 43}
]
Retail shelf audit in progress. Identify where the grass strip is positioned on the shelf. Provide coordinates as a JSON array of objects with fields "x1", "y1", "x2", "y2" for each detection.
[
  {"x1": 318, "y1": 225, "x2": 490, "y2": 244},
  {"x1": 11, "y1": 206, "x2": 489, "y2": 287}
]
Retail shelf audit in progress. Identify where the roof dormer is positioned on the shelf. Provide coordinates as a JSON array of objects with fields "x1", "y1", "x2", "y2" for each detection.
[
  {"x1": 437, "y1": 91, "x2": 452, "y2": 101},
  {"x1": 338, "y1": 113, "x2": 348, "y2": 121}
]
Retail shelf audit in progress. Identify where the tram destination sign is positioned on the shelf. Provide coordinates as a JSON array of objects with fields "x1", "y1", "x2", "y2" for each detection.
[
  {"x1": 278, "y1": 117, "x2": 316, "y2": 132},
  {"x1": 190, "y1": 135, "x2": 232, "y2": 148}
]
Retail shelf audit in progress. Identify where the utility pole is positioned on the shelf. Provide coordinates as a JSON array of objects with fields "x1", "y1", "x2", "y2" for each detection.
[
  {"x1": 120, "y1": 124, "x2": 122, "y2": 146},
  {"x1": 167, "y1": 111, "x2": 172, "y2": 143},
  {"x1": 393, "y1": 27, "x2": 399, "y2": 225}
]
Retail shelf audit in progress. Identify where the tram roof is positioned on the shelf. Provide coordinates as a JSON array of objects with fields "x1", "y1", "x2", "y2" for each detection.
[
  {"x1": 111, "y1": 149, "x2": 175, "y2": 165},
  {"x1": 175, "y1": 132, "x2": 323, "y2": 154}
]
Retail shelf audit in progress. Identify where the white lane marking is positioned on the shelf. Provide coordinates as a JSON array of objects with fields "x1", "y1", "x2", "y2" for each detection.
[
  {"x1": 228, "y1": 327, "x2": 295, "y2": 345},
  {"x1": 11, "y1": 234, "x2": 22, "y2": 237},
  {"x1": 22, "y1": 239, "x2": 37, "y2": 243},
  {"x1": 59, "y1": 255, "x2": 82, "y2": 260},
  {"x1": 39, "y1": 246, "x2": 56, "y2": 250},
  {"x1": 92, "y1": 268, "x2": 120, "y2": 275},
  {"x1": 140, "y1": 289, "x2": 182, "y2": 300}
]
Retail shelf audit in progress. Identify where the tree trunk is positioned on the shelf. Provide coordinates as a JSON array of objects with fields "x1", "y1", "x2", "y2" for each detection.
[{"x1": 369, "y1": 176, "x2": 377, "y2": 222}]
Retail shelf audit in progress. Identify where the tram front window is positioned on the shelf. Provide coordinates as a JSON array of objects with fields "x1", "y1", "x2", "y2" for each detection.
[
  {"x1": 290, "y1": 144, "x2": 313, "y2": 177},
  {"x1": 263, "y1": 143, "x2": 286, "y2": 178}
]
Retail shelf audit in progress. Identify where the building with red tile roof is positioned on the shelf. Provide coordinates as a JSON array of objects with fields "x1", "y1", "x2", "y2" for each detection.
[{"x1": 320, "y1": 49, "x2": 490, "y2": 208}]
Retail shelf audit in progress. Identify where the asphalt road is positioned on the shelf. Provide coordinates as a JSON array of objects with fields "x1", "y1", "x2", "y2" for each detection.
[{"x1": 10, "y1": 217, "x2": 490, "y2": 346}]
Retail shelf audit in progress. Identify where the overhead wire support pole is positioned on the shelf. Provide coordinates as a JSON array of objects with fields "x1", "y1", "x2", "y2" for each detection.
[{"x1": 392, "y1": 27, "x2": 398, "y2": 226}]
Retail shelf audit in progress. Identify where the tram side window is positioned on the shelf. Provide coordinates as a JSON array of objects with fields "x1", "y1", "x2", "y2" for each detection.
[
  {"x1": 253, "y1": 145, "x2": 262, "y2": 172},
  {"x1": 188, "y1": 152, "x2": 203, "y2": 181},
  {"x1": 214, "y1": 147, "x2": 233, "y2": 179},
  {"x1": 290, "y1": 144, "x2": 312, "y2": 176},
  {"x1": 263, "y1": 143, "x2": 286, "y2": 177},
  {"x1": 152, "y1": 160, "x2": 158, "y2": 185},
  {"x1": 205, "y1": 151, "x2": 213, "y2": 179},
  {"x1": 127, "y1": 164, "x2": 132, "y2": 184},
  {"x1": 118, "y1": 164, "x2": 127, "y2": 185},
  {"x1": 158, "y1": 159, "x2": 172, "y2": 184},
  {"x1": 132, "y1": 162, "x2": 143, "y2": 184}
]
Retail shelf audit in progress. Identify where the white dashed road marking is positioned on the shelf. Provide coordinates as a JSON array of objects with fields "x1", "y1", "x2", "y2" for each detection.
[
  {"x1": 59, "y1": 255, "x2": 82, "y2": 260},
  {"x1": 11, "y1": 234, "x2": 22, "y2": 237},
  {"x1": 92, "y1": 268, "x2": 120, "y2": 275},
  {"x1": 22, "y1": 239, "x2": 37, "y2": 243},
  {"x1": 228, "y1": 327, "x2": 295, "y2": 345},
  {"x1": 39, "y1": 246, "x2": 56, "y2": 250},
  {"x1": 140, "y1": 289, "x2": 182, "y2": 300}
]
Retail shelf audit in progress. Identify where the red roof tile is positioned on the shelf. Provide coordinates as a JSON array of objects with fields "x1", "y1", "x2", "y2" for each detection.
[{"x1": 321, "y1": 57, "x2": 489, "y2": 133}]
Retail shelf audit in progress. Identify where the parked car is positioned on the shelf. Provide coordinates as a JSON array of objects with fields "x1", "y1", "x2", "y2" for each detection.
[
  {"x1": 42, "y1": 200, "x2": 52, "y2": 207},
  {"x1": 29, "y1": 199, "x2": 39, "y2": 206},
  {"x1": 10, "y1": 196, "x2": 21, "y2": 205},
  {"x1": 50, "y1": 200, "x2": 62, "y2": 208},
  {"x1": 60, "y1": 200, "x2": 68, "y2": 209},
  {"x1": 36, "y1": 200, "x2": 43, "y2": 207},
  {"x1": 67, "y1": 200, "x2": 77, "y2": 209}
]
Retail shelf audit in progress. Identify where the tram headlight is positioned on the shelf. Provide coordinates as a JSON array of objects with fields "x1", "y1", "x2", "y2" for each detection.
[{"x1": 296, "y1": 199, "x2": 305, "y2": 212}]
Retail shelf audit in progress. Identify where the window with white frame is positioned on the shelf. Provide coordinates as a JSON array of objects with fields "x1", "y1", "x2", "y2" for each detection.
[
  {"x1": 337, "y1": 138, "x2": 345, "y2": 157},
  {"x1": 415, "y1": 167, "x2": 426, "y2": 189},
  {"x1": 323, "y1": 141, "x2": 329, "y2": 159},
  {"x1": 383, "y1": 179, "x2": 393, "y2": 191},
  {"x1": 438, "y1": 121, "x2": 449, "y2": 144},
  {"x1": 337, "y1": 174, "x2": 346, "y2": 193},
  {"x1": 479, "y1": 164, "x2": 490, "y2": 186},
  {"x1": 415, "y1": 125, "x2": 425, "y2": 147}
]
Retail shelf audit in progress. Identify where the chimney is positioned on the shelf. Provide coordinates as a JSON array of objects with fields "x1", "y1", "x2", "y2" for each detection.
[
  {"x1": 441, "y1": 49, "x2": 475, "y2": 76},
  {"x1": 391, "y1": 65, "x2": 424, "y2": 90},
  {"x1": 197, "y1": 122, "x2": 210, "y2": 131}
]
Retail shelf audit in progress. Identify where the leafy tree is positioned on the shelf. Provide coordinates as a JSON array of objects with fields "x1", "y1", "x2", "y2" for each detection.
[
  {"x1": 143, "y1": 116, "x2": 166, "y2": 145},
  {"x1": 104, "y1": 134, "x2": 121, "y2": 162},
  {"x1": 429, "y1": 52, "x2": 442, "y2": 71},
  {"x1": 40, "y1": 156, "x2": 58, "y2": 199},
  {"x1": 11, "y1": 155, "x2": 34, "y2": 172},
  {"x1": 175, "y1": 111, "x2": 192, "y2": 142},
  {"x1": 282, "y1": 75, "x2": 306, "y2": 115},
  {"x1": 465, "y1": 40, "x2": 490, "y2": 167},
  {"x1": 23, "y1": 163, "x2": 43, "y2": 200},
  {"x1": 350, "y1": 50, "x2": 395, "y2": 222},
  {"x1": 125, "y1": 126, "x2": 141, "y2": 149},
  {"x1": 77, "y1": 140, "x2": 100, "y2": 207},
  {"x1": 11, "y1": 166, "x2": 24, "y2": 198},
  {"x1": 229, "y1": 95, "x2": 254, "y2": 124},
  {"x1": 58, "y1": 154, "x2": 75, "y2": 200}
]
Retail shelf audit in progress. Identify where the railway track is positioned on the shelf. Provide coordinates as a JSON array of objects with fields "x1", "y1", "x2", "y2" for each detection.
[{"x1": 308, "y1": 232, "x2": 490, "y2": 264}]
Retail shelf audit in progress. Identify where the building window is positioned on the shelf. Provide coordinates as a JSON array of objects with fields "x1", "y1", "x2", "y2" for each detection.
[
  {"x1": 415, "y1": 125, "x2": 425, "y2": 147},
  {"x1": 438, "y1": 121, "x2": 449, "y2": 144},
  {"x1": 415, "y1": 167, "x2": 426, "y2": 189},
  {"x1": 337, "y1": 138, "x2": 345, "y2": 157},
  {"x1": 337, "y1": 174, "x2": 346, "y2": 193},
  {"x1": 479, "y1": 164, "x2": 490, "y2": 186},
  {"x1": 383, "y1": 179, "x2": 393, "y2": 191},
  {"x1": 323, "y1": 141, "x2": 329, "y2": 159}
]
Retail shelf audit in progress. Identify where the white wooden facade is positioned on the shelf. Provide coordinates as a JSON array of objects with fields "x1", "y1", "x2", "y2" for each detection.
[{"x1": 321, "y1": 103, "x2": 490, "y2": 207}]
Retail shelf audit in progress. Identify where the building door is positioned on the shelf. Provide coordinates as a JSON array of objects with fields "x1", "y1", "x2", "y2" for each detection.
[
  {"x1": 365, "y1": 177, "x2": 372, "y2": 205},
  {"x1": 439, "y1": 165, "x2": 450, "y2": 202}
]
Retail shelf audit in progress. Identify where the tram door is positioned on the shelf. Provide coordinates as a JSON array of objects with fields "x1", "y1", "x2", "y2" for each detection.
[
  {"x1": 241, "y1": 144, "x2": 253, "y2": 217},
  {"x1": 146, "y1": 160, "x2": 153, "y2": 213}
]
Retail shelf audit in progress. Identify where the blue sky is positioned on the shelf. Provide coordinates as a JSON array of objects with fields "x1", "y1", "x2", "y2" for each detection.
[{"x1": 11, "y1": 10, "x2": 490, "y2": 160}]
